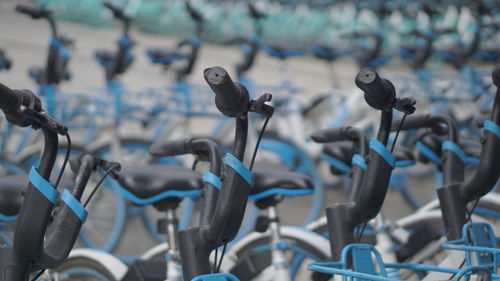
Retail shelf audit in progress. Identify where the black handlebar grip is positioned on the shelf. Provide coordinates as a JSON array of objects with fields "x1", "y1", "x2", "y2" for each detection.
[
  {"x1": 355, "y1": 68, "x2": 396, "y2": 111},
  {"x1": 204, "y1": 67, "x2": 249, "y2": 117},
  {"x1": 0, "y1": 82, "x2": 22, "y2": 114},
  {"x1": 492, "y1": 64, "x2": 500, "y2": 88},
  {"x1": 185, "y1": 1, "x2": 204, "y2": 23},
  {"x1": 149, "y1": 139, "x2": 190, "y2": 157},
  {"x1": 15, "y1": 4, "x2": 51, "y2": 19},
  {"x1": 311, "y1": 128, "x2": 348, "y2": 143},
  {"x1": 103, "y1": 2, "x2": 126, "y2": 20},
  {"x1": 247, "y1": 3, "x2": 266, "y2": 20}
]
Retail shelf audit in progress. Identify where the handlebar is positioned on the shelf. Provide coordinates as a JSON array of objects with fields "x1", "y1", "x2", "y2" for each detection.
[
  {"x1": 179, "y1": 67, "x2": 254, "y2": 280},
  {"x1": 312, "y1": 126, "x2": 369, "y2": 202},
  {"x1": 103, "y1": 2, "x2": 131, "y2": 36},
  {"x1": 204, "y1": 67, "x2": 250, "y2": 117},
  {"x1": 0, "y1": 82, "x2": 24, "y2": 114},
  {"x1": 355, "y1": 68, "x2": 396, "y2": 112},
  {"x1": 185, "y1": 1, "x2": 203, "y2": 23},
  {"x1": 327, "y1": 69, "x2": 400, "y2": 260},
  {"x1": 150, "y1": 138, "x2": 222, "y2": 226},
  {"x1": 16, "y1": 4, "x2": 57, "y2": 37},
  {"x1": 103, "y1": 2, "x2": 130, "y2": 21},
  {"x1": 247, "y1": 3, "x2": 266, "y2": 21},
  {"x1": 460, "y1": 64, "x2": 500, "y2": 203},
  {"x1": 311, "y1": 126, "x2": 369, "y2": 157},
  {"x1": 15, "y1": 4, "x2": 52, "y2": 19}
]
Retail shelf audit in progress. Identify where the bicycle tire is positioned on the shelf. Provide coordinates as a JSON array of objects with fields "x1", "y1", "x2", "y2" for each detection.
[
  {"x1": 51, "y1": 249, "x2": 127, "y2": 281},
  {"x1": 223, "y1": 226, "x2": 331, "y2": 281}
]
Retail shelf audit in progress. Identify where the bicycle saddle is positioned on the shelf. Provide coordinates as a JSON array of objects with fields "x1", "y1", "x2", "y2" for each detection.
[
  {"x1": 146, "y1": 48, "x2": 187, "y2": 66},
  {"x1": 311, "y1": 44, "x2": 352, "y2": 62},
  {"x1": 116, "y1": 165, "x2": 202, "y2": 204},
  {"x1": 249, "y1": 162, "x2": 313, "y2": 201},
  {"x1": 0, "y1": 175, "x2": 26, "y2": 217},
  {"x1": 262, "y1": 43, "x2": 305, "y2": 60}
]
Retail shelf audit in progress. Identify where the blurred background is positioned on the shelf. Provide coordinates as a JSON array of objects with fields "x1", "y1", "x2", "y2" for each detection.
[{"x1": 0, "y1": 0, "x2": 498, "y2": 259}]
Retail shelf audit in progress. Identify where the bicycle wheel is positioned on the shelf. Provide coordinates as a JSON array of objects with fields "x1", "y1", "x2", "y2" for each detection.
[
  {"x1": 222, "y1": 226, "x2": 331, "y2": 281},
  {"x1": 82, "y1": 137, "x2": 184, "y2": 254},
  {"x1": 50, "y1": 249, "x2": 127, "y2": 281}
]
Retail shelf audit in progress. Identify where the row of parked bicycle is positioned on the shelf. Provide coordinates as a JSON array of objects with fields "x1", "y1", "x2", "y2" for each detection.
[
  {"x1": 1, "y1": 1, "x2": 500, "y2": 281},
  {"x1": 33, "y1": 0, "x2": 499, "y2": 53}
]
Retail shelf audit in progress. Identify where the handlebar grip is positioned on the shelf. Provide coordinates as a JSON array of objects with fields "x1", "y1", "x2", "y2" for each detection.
[
  {"x1": 149, "y1": 139, "x2": 190, "y2": 157},
  {"x1": 103, "y1": 2, "x2": 127, "y2": 20},
  {"x1": 204, "y1": 67, "x2": 249, "y2": 117},
  {"x1": 493, "y1": 63, "x2": 500, "y2": 88},
  {"x1": 0, "y1": 82, "x2": 22, "y2": 114},
  {"x1": 15, "y1": 4, "x2": 51, "y2": 19},
  {"x1": 355, "y1": 68, "x2": 395, "y2": 111},
  {"x1": 391, "y1": 115, "x2": 430, "y2": 131},
  {"x1": 247, "y1": 3, "x2": 266, "y2": 20},
  {"x1": 185, "y1": 1, "x2": 204, "y2": 22},
  {"x1": 311, "y1": 128, "x2": 348, "y2": 143}
]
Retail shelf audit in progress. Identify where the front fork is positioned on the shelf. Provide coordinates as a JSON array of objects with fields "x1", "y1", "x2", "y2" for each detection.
[{"x1": 268, "y1": 206, "x2": 292, "y2": 281}]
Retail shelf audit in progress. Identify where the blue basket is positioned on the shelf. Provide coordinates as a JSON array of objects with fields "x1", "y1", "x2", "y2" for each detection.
[
  {"x1": 308, "y1": 243, "x2": 499, "y2": 280},
  {"x1": 442, "y1": 222, "x2": 500, "y2": 274}
]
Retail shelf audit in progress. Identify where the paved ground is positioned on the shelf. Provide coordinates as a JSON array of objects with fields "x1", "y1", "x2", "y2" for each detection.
[{"x1": 0, "y1": 1, "x2": 437, "y2": 257}]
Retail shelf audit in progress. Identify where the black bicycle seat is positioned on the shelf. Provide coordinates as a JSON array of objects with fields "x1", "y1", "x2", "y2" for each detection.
[
  {"x1": 262, "y1": 43, "x2": 305, "y2": 60},
  {"x1": 311, "y1": 44, "x2": 352, "y2": 62},
  {"x1": 250, "y1": 162, "x2": 313, "y2": 199},
  {"x1": 146, "y1": 48, "x2": 187, "y2": 66},
  {"x1": 117, "y1": 165, "x2": 202, "y2": 203}
]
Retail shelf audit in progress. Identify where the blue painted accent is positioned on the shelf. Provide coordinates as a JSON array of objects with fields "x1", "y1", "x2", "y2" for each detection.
[
  {"x1": 51, "y1": 37, "x2": 71, "y2": 60},
  {"x1": 191, "y1": 273, "x2": 240, "y2": 281},
  {"x1": 249, "y1": 34, "x2": 261, "y2": 45},
  {"x1": 467, "y1": 157, "x2": 480, "y2": 165},
  {"x1": 188, "y1": 36, "x2": 202, "y2": 48},
  {"x1": 249, "y1": 188, "x2": 312, "y2": 201},
  {"x1": 442, "y1": 141, "x2": 467, "y2": 164},
  {"x1": 119, "y1": 187, "x2": 201, "y2": 205},
  {"x1": 435, "y1": 170, "x2": 444, "y2": 188},
  {"x1": 352, "y1": 154, "x2": 367, "y2": 170},
  {"x1": 416, "y1": 141, "x2": 442, "y2": 166},
  {"x1": 28, "y1": 166, "x2": 59, "y2": 204},
  {"x1": 117, "y1": 35, "x2": 133, "y2": 48},
  {"x1": 399, "y1": 47, "x2": 413, "y2": 58},
  {"x1": 484, "y1": 120, "x2": 500, "y2": 138},
  {"x1": 240, "y1": 44, "x2": 252, "y2": 55},
  {"x1": 311, "y1": 45, "x2": 353, "y2": 60},
  {"x1": 262, "y1": 46, "x2": 305, "y2": 59},
  {"x1": 320, "y1": 154, "x2": 351, "y2": 173},
  {"x1": 61, "y1": 189, "x2": 88, "y2": 221},
  {"x1": 275, "y1": 240, "x2": 288, "y2": 250},
  {"x1": 367, "y1": 55, "x2": 393, "y2": 68},
  {"x1": 395, "y1": 160, "x2": 416, "y2": 168},
  {"x1": 370, "y1": 139, "x2": 395, "y2": 168},
  {"x1": 0, "y1": 213, "x2": 17, "y2": 222},
  {"x1": 224, "y1": 153, "x2": 253, "y2": 185},
  {"x1": 203, "y1": 172, "x2": 221, "y2": 190},
  {"x1": 40, "y1": 85, "x2": 57, "y2": 118}
]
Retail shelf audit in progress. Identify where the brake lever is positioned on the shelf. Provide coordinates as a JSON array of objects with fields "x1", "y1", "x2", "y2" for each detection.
[
  {"x1": 249, "y1": 93, "x2": 274, "y2": 118},
  {"x1": 23, "y1": 108, "x2": 68, "y2": 135},
  {"x1": 393, "y1": 97, "x2": 416, "y2": 115}
]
